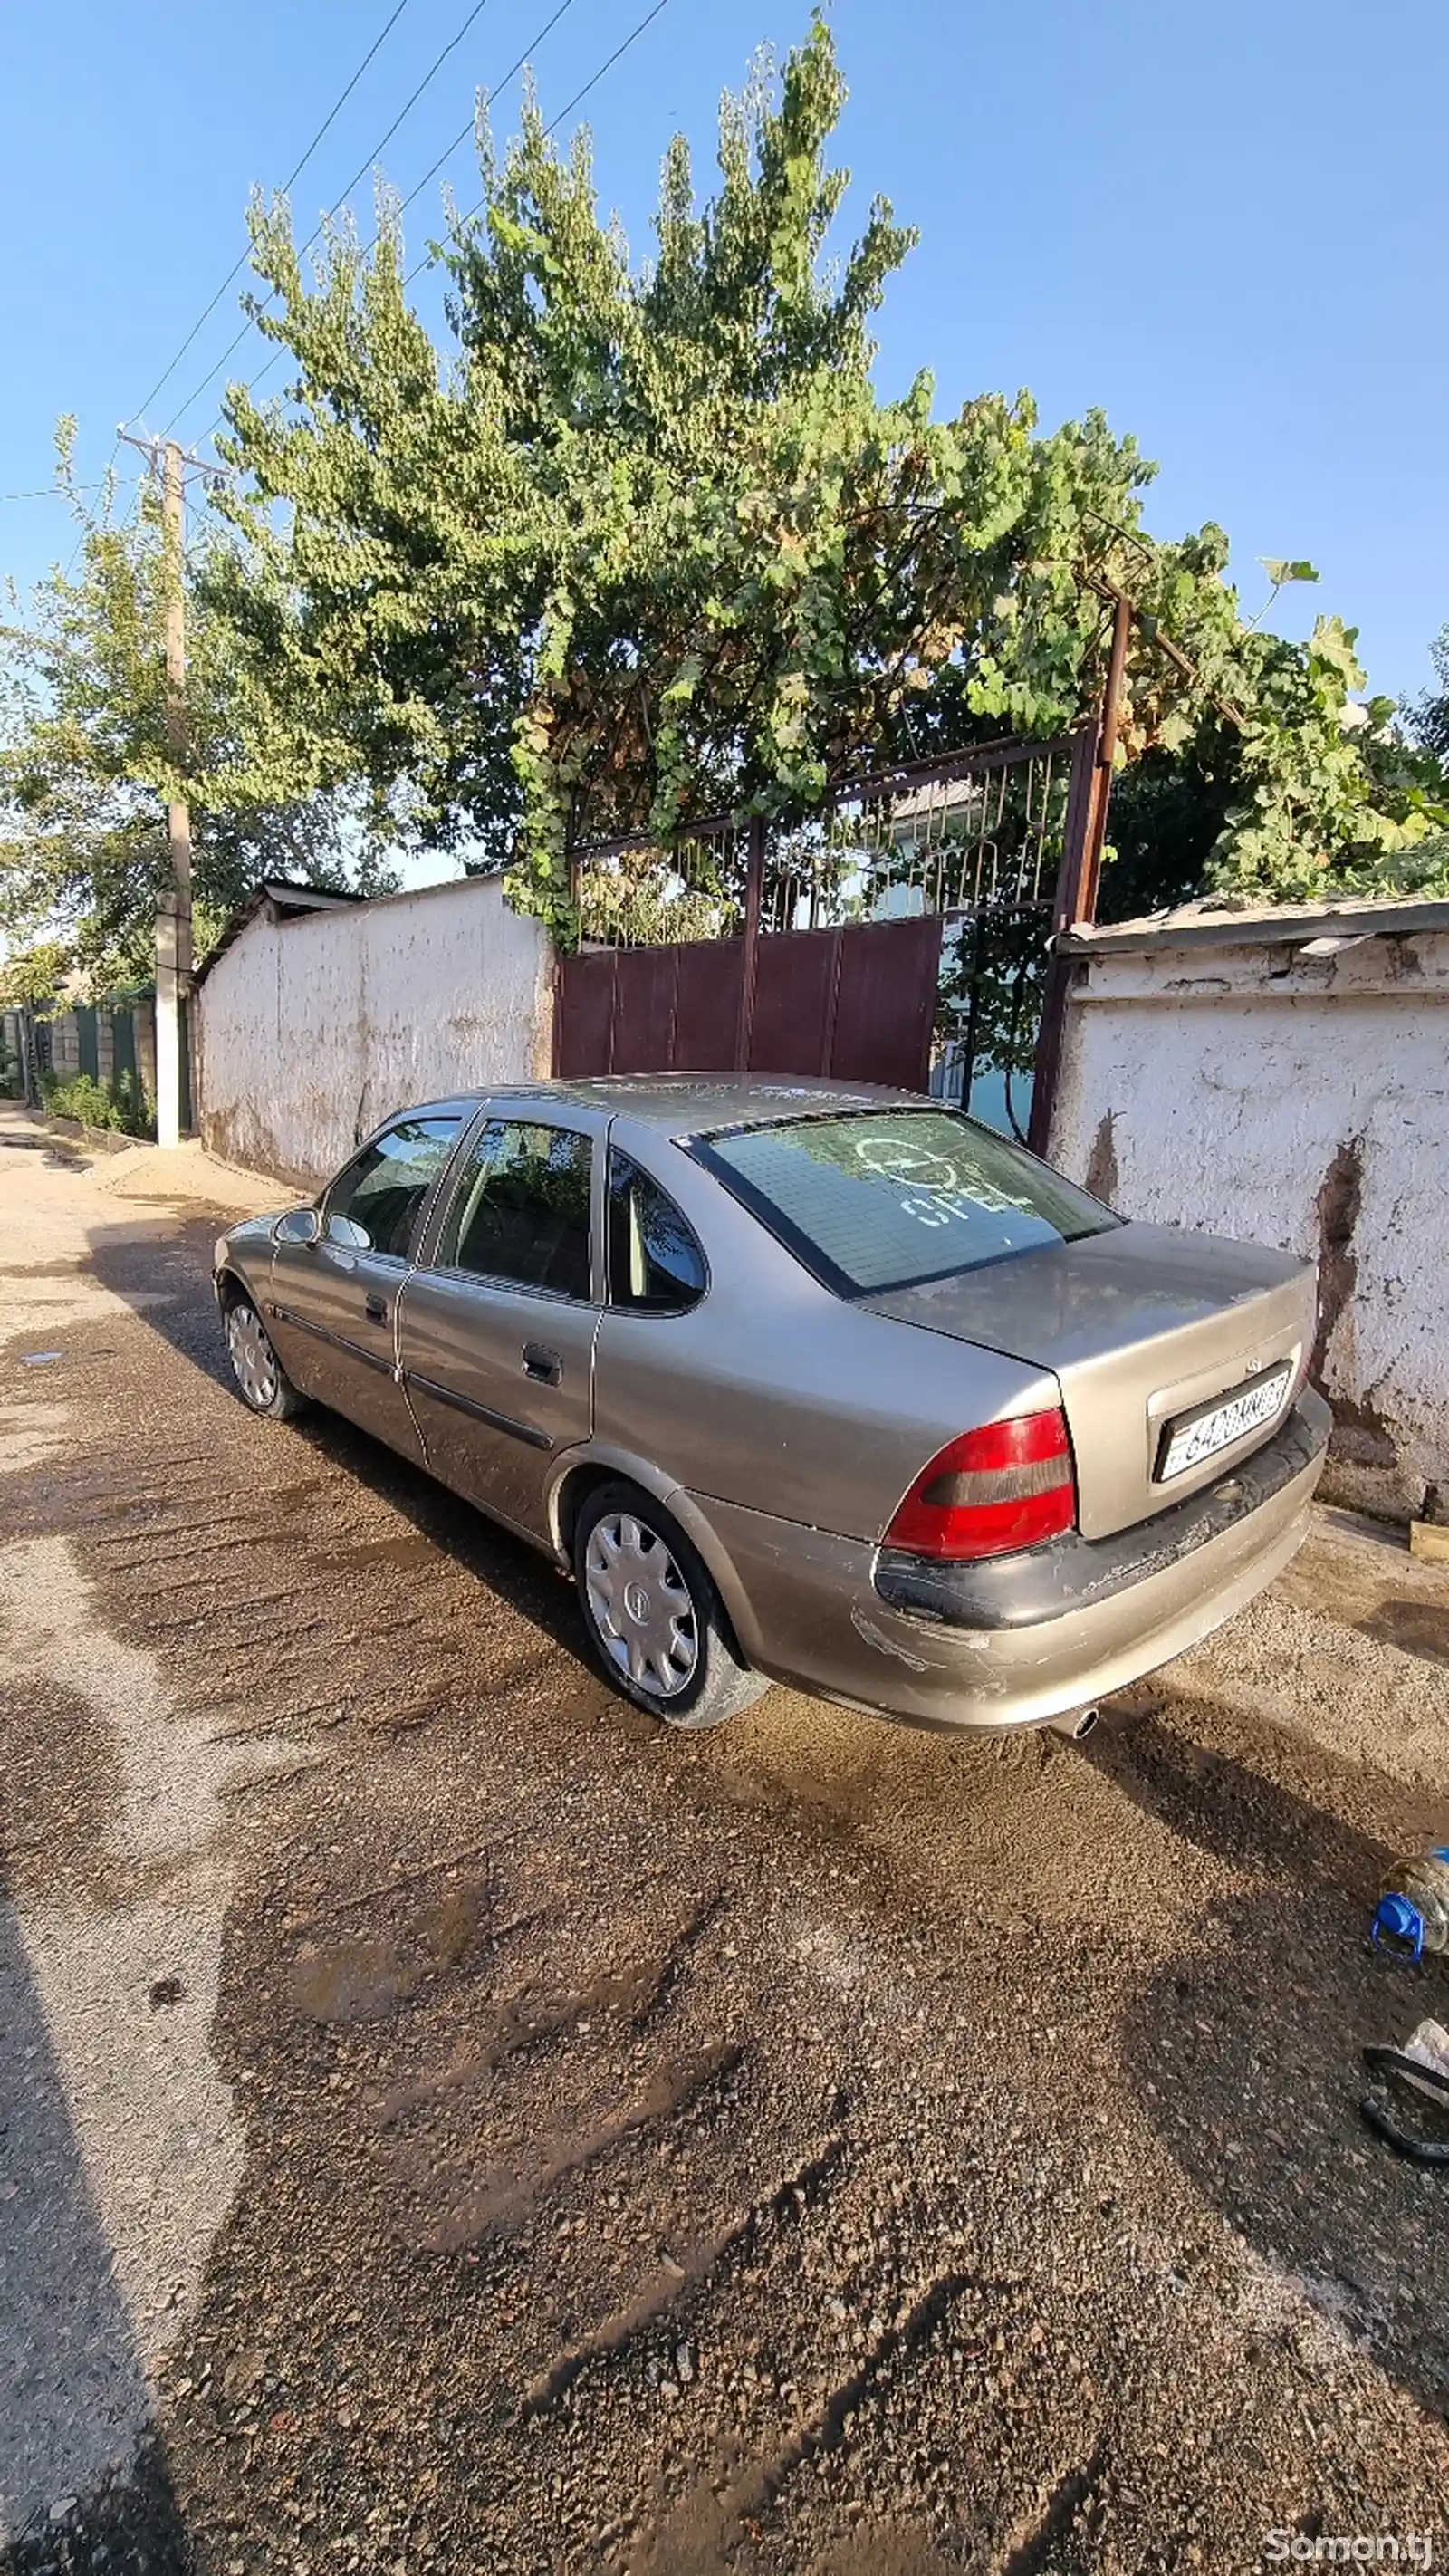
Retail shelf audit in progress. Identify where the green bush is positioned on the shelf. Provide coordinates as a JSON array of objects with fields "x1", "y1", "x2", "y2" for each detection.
[{"x1": 43, "y1": 1070, "x2": 154, "y2": 1138}]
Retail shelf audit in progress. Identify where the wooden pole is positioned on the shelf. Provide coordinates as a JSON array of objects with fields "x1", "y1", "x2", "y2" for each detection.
[{"x1": 156, "y1": 439, "x2": 194, "y2": 1149}]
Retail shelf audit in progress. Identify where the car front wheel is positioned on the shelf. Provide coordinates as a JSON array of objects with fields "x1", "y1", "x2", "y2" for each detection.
[
  {"x1": 573, "y1": 1480, "x2": 765, "y2": 1732},
  {"x1": 223, "y1": 1292, "x2": 307, "y2": 1421}
]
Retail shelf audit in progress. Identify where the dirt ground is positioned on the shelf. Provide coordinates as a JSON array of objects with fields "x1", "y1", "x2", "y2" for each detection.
[{"x1": 3, "y1": 1106, "x2": 1448, "y2": 2576}]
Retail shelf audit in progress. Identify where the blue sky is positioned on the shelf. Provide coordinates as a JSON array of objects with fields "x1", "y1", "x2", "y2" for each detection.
[{"x1": 3, "y1": 0, "x2": 1445, "y2": 706}]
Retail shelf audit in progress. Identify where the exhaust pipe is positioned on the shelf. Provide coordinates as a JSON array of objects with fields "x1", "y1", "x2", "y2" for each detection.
[{"x1": 1047, "y1": 1704, "x2": 1099, "y2": 1745}]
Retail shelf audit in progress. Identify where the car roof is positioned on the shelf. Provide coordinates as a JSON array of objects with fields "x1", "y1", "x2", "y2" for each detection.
[{"x1": 437, "y1": 1073, "x2": 927, "y2": 1139}]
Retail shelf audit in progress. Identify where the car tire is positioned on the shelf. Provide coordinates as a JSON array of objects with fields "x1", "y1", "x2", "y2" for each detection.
[
  {"x1": 573, "y1": 1479, "x2": 766, "y2": 1732},
  {"x1": 223, "y1": 1290, "x2": 308, "y2": 1421}
]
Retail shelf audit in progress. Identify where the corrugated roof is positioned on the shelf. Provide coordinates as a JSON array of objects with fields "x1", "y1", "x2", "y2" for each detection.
[{"x1": 193, "y1": 879, "x2": 364, "y2": 986}]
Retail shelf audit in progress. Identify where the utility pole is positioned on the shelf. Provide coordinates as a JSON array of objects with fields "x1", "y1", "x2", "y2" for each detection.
[
  {"x1": 119, "y1": 428, "x2": 216, "y2": 1148},
  {"x1": 157, "y1": 437, "x2": 192, "y2": 1149}
]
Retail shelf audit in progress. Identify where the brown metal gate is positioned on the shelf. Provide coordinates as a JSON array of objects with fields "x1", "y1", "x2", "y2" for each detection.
[
  {"x1": 554, "y1": 724, "x2": 1107, "y2": 1141},
  {"x1": 556, "y1": 911, "x2": 942, "y2": 1091}
]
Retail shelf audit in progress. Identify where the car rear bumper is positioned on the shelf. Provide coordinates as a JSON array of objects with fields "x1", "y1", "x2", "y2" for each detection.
[
  {"x1": 686, "y1": 1390, "x2": 1330, "y2": 1735},
  {"x1": 873, "y1": 1389, "x2": 1330, "y2": 1631}
]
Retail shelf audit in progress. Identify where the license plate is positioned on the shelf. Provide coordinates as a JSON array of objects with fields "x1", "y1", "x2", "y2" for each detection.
[{"x1": 1157, "y1": 1362, "x2": 1292, "y2": 1483}]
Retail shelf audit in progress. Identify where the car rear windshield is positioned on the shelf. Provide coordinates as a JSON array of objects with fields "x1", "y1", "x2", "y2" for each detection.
[{"x1": 693, "y1": 1107, "x2": 1117, "y2": 1296}]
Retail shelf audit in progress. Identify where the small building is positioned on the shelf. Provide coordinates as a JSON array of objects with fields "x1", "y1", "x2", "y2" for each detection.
[
  {"x1": 194, "y1": 874, "x2": 552, "y2": 1187},
  {"x1": 1049, "y1": 894, "x2": 1449, "y2": 1523}
]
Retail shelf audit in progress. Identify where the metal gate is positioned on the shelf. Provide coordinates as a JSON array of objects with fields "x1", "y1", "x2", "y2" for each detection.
[
  {"x1": 555, "y1": 912, "x2": 943, "y2": 1091},
  {"x1": 555, "y1": 726, "x2": 1101, "y2": 1143}
]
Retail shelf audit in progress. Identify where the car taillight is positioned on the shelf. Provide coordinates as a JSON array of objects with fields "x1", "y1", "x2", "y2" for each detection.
[{"x1": 883, "y1": 1408, "x2": 1076, "y2": 1561}]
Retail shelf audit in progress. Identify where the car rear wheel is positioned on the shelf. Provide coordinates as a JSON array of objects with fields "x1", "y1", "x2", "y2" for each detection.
[
  {"x1": 224, "y1": 1293, "x2": 307, "y2": 1421},
  {"x1": 573, "y1": 1480, "x2": 765, "y2": 1732}
]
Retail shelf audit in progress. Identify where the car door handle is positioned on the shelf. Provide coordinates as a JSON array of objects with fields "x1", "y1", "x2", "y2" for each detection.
[
  {"x1": 523, "y1": 1342, "x2": 562, "y2": 1387},
  {"x1": 365, "y1": 1293, "x2": 388, "y2": 1325}
]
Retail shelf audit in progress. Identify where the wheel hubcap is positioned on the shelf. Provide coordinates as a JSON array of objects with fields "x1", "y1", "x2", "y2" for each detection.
[
  {"x1": 585, "y1": 1513, "x2": 698, "y2": 1698},
  {"x1": 226, "y1": 1301, "x2": 278, "y2": 1409}
]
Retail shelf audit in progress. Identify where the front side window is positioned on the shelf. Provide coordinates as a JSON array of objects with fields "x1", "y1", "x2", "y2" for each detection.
[
  {"x1": 692, "y1": 1107, "x2": 1117, "y2": 1297},
  {"x1": 323, "y1": 1116, "x2": 462, "y2": 1259},
  {"x1": 607, "y1": 1151, "x2": 706, "y2": 1311},
  {"x1": 437, "y1": 1120, "x2": 593, "y2": 1300}
]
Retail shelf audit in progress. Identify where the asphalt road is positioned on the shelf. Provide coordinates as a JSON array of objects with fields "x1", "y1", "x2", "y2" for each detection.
[{"x1": 3, "y1": 1114, "x2": 1448, "y2": 2576}]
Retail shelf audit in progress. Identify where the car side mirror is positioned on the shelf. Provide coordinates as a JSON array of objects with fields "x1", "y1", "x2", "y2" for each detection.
[{"x1": 275, "y1": 1207, "x2": 321, "y2": 1245}]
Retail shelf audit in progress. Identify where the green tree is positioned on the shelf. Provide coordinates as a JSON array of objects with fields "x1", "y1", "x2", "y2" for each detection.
[
  {"x1": 0, "y1": 431, "x2": 393, "y2": 990},
  {"x1": 207, "y1": 17, "x2": 1449, "y2": 930},
  {"x1": 3, "y1": 18, "x2": 1426, "y2": 970},
  {"x1": 1099, "y1": 588, "x2": 1449, "y2": 922},
  {"x1": 0, "y1": 936, "x2": 70, "y2": 1011},
  {"x1": 189, "y1": 26, "x2": 1332, "y2": 918},
  {"x1": 1098, "y1": 739, "x2": 1235, "y2": 923},
  {"x1": 1409, "y1": 621, "x2": 1449, "y2": 766}
]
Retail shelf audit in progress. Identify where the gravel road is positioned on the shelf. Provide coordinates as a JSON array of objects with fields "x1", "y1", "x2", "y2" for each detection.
[{"x1": 2, "y1": 1110, "x2": 1447, "y2": 2576}]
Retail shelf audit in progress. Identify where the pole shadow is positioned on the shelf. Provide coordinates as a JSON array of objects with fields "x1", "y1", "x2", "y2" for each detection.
[{"x1": 0, "y1": 1889, "x2": 192, "y2": 2574}]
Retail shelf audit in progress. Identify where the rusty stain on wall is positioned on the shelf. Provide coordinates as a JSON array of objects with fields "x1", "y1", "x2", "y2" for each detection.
[
  {"x1": 1308, "y1": 1133, "x2": 1400, "y2": 1475},
  {"x1": 1084, "y1": 1110, "x2": 1118, "y2": 1206},
  {"x1": 1328, "y1": 1389, "x2": 1398, "y2": 1471},
  {"x1": 1310, "y1": 1134, "x2": 1364, "y2": 1393}
]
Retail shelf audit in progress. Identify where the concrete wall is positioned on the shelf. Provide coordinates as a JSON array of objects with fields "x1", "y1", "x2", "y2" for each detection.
[
  {"x1": 1049, "y1": 919, "x2": 1449, "y2": 1523},
  {"x1": 197, "y1": 877, "x2": 553, "y2": 1187},
  {"x1": 48, "y1": 1013, "x2": 81, "y2": 1080}
]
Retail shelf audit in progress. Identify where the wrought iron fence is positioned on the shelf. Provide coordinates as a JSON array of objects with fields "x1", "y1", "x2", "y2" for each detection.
[
  {"x1": 565, "y1": 730, "x2": 1089, "y2": 1139},
  {"x1": 573, "y1": 818, "x2": 747, "y2": 950},
  {"x1": 571, "y1": 737, "x2": 1074, "y2": 946},
  {"x1": 754, "y1": 737, "x2": 1073, "y2": 937}
]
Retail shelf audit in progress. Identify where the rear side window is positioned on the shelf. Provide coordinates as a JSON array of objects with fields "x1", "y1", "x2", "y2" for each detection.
[
  {"x1": 437, "y1": 1120, "x2": 593, "y2": 1300},
  {"x1": 607, "y1": 1151, "x2": 706, "y2": 1311},
  {"x1": 693, "y1": 1108, "x2": 1116, "y2": 1297},
  {"x1": 323, "y1": 1116, "x2": 462, "y2": 1259}
]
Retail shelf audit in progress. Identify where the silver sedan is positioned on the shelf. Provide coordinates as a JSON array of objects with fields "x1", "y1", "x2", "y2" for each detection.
[{"x1": 214, "y1": 1077, "x2": 1329, "y2": 1739}]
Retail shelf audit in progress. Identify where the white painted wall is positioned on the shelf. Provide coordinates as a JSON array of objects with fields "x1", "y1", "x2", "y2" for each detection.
[
  {"x1": 197, "y1": 877, "x2": 553, "y2": 1187},
  {"x1": 1050, "y1": 917, "x2": 1449, "y2": 1522}
]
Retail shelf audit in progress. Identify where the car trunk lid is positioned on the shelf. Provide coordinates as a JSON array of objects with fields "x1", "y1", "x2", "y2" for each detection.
[{"x1": 859, "y1": 1219, "x2": 1316, "y2": 1541}]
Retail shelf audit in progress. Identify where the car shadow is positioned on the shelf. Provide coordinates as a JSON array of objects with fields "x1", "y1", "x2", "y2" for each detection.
[
  {"x1": 288, "y1": 1407, "x2": 587, "y2": 1658},
  {"x1": 1087, "y1": 1700, "x2": 1449, "y2": 2418},
  {"x1": 82, "y1": 1210, "x2": 590, "y2": 1668}
]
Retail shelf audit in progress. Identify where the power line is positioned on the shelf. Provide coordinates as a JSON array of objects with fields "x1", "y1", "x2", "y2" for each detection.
[
  {"x1": 196, "y1": 0, "x2": 586, "y2": 440},
  {"x1": 132, "y1": 0, "x2": 419, "y2": 425},
  {"x1": 539, "y1": 0, "x2": 674, "y2": 142},
  {"x1": 166, "y1": 0, "x2": 504, "y2": 435},
  {"x1": 0, "y1": 473, "x2": 149, "y2": 505},
  {"x1": 408, "y1": 0, "x2": 674, "y2": 281},
  {"x1": 200, "y1": 0, "x2": 677, "y2": 442},
  {"x1": 392, "y1": 0, "x2": 580, "y2": 233}
]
